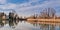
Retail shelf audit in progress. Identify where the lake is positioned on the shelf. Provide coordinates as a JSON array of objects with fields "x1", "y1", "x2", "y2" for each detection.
[{"x1": 0, "y1": 21, "x2": 60, "y2": 30}]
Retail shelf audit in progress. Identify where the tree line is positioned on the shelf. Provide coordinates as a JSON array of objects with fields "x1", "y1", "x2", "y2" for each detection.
[{"x1": 27, "y1": 8, "x2": 60, "y2": 19}]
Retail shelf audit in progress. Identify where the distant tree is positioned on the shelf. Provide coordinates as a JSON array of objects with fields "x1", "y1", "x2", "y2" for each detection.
[
  {"x1": 48, "y1": 8, "x2": 56, "y2": 18},
  {"x1": 27, "y1": 14, "x2": 38, "y2": 19},
  {"x1": 40, "y1": 8, "x2": 56, "y2": 19},
  {"x1": 33, "y1": 14, "x2": 38, "y2": 19}
]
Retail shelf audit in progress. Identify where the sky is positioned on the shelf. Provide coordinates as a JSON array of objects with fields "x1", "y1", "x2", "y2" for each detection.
[{"x1": 0, "y1": 0, "x2": 60, "y2": 17}]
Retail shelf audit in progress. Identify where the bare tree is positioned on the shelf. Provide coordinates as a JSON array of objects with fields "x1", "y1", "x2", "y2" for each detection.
[
  {"x1": 27, "y1": 14, "x2": 38, "y2": 19},
  {"x1": 40, "y1": 8, "x2": 56, "y2": 19},
  {"x1": 33, "y1": 14, "x2": 38, "y2": 19},
  {"x1": 48, "y1": 8, "x2": 56, "y2": 17}
]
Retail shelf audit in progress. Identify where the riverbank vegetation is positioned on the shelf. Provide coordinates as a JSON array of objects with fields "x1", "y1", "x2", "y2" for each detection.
[{"x1": 27, "y1": 8, "x2": 60, "y2": 19}]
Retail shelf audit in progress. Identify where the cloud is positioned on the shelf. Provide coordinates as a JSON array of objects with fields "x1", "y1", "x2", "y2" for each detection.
[
  {"x1": 15, "y1": 0, "x2": 60, "y2": 11},
  {"x1": 0, "y1": 3, "x2": 17, "y2": 10},
  {"x1": 0, "y1": 0, "x2": 60, "y2": 10},
  {"x1": 0, "y1": 0, "x2": 60, "y2": 17},
  {"x1": 0, "y1": 0, "x2": 7, "y2": 4}
]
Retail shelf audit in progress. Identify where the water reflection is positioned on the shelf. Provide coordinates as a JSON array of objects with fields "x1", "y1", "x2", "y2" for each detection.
[
  {"x1": 27, "y1": 21, "x2": 60, "y2": 30},
  {"x1": 0, "y1": 20, "x2": 4, "y2": 27},
  {"x1": 9, "y1": 19, "x2": 19, "y2": 28},
  {"x1": 0, "y1": 20, "x2": 60, "y2": 30}
]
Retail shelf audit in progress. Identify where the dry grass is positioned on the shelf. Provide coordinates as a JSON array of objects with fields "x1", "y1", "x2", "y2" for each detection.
[{"x1": 27, "y1": 19, "x2": 60, "y2": 25}]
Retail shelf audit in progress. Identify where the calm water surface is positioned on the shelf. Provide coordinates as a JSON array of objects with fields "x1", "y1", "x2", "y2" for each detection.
[{"x1": 0, "y1": 21, "x2": 60, "y2": 30}]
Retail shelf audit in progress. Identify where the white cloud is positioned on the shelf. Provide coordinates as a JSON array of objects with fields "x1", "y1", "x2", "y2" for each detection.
[
  {"x1": 0, "y1": 0, "x2": 6, "y2": 4},
  {"x1": 15, "y1": 0, "x2": 60, "y2": 11},
  {"x1": 0, "y1": 0, "x2": 60, "y2": 16},
  {"x1": 0, "y1": 0, "x2": 60, "y2": 11},
  {"x1": 0, "y1": 3, "x2": 16, "y2": 9}
]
